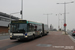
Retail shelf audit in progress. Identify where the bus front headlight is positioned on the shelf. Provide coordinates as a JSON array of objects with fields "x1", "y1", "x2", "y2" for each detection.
[
  {"x1": 25, "y1": 36, "x2": 28, "y2": 38},
  {"x1": 10, "y1": 36, "x2": 12, "y2": 37}
]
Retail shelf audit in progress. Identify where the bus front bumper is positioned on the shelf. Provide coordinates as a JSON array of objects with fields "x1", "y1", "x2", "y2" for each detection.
[{"x1": 10, "y1": 36, "x2": 33, "y2": 40}]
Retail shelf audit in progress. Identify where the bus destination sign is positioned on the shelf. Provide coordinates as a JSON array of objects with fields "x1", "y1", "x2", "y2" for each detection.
[{"x1": 11, "y1": 20, "x2": 27, "y2": 23}]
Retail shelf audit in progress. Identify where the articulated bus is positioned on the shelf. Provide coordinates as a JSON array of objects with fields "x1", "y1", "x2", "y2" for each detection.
[{"x1": 9, "y1": 20, "x2": 49, "y2": 40}]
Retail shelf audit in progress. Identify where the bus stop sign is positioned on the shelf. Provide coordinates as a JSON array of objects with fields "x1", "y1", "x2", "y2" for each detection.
[{"x1": 64, "y1": 23, "x2": 67, "y2": 27}]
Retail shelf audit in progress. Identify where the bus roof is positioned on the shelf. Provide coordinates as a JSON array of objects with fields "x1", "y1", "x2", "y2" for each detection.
[
  {"x1": 27, "y1": 20, "x2": 42, "y2": 25},
  {"x1": 11, "y1": 20, "x2": 47, "y2": 25}
]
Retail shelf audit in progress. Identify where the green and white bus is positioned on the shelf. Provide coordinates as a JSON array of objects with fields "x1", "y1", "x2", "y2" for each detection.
[{"x1": 9, "y1": 20, "x2": 49, "y2": 40}]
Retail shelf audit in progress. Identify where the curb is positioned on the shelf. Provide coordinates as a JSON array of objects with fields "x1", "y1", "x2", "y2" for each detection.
[
  {"x1": 68, "y1": 35, "x2": 75, "y2": 43},
  {"x1": 63, "y1": 31, "x2": 75, "y2": 43}
]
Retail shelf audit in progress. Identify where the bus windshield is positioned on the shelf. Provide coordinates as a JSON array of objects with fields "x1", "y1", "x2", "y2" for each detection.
[{"x1": 10, "y1": 24, "x2": 27, "y2": 33}]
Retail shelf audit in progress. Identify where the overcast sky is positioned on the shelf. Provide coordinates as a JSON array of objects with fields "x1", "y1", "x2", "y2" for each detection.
[{"x1": 0, "y1": 0, "x2": 75, "y2": 30}]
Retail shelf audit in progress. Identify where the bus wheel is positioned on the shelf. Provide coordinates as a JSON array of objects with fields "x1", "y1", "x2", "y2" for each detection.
[{"x1": 45, "y1": 33, "x2": 48, "y2": 35}]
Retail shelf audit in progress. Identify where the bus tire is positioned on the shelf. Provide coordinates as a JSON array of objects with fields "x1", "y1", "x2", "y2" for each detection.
[
  {"x1": 45, "y1": 32, "x2": 48, "y2": 35},
  {"x1": 45, "y1": 33, "x2": 48, "y2": 35}
]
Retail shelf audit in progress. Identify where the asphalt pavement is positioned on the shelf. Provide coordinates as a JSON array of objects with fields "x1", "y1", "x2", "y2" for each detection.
[
  {"x1": 0, "y1": 35, "x2": 9, "y2": 40},
  {"x1": 67, "y1": 31, "x2": 75, "y2": 39},
  {"x1": 0, "y1": 31, "x2": 75, "y2": 50}
]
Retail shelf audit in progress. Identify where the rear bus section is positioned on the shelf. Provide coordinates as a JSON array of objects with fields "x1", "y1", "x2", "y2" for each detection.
[{"x1": 42, "y1": 24, "x2": 49, "y2": 35}]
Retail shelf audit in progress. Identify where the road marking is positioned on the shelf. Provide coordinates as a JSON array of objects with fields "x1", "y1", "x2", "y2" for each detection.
[
  {"x1": 37, "y1": 44, "x2": 52, "y2": 47},
  {"x1": 0, "y1": 38, "x2": 9, "y2": 41},
  {"x1": 68, "y1": 35, "x2": 75, "y2": 43}
]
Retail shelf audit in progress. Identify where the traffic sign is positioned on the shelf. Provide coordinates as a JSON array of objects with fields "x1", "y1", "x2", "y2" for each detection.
[
  {"x1": 20, "y1": 10, "x2": 22, "y2": 15},
  {"x1": 64, "y1": 23, "x2": 67, "y2": 26}
]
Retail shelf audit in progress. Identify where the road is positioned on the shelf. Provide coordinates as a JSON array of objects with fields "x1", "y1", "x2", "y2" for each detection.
[
  {"x1": 0, "y1": 31, "x2": 75, "y2": 50},
  {"x1": 67, "y1": 31, "x2": 75, "y2": 39},
  {"x1": 0, "y1": 35, "x2": 9, "y2": 40}
]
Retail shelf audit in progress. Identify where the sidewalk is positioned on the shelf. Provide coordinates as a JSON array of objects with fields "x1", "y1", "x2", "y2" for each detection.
[
  {"x1": 6, "y1": 31, "x2": 75, "y2": 50},
  {"x1": 48, "y1": 31, "x2": 75, "y2": 50}
]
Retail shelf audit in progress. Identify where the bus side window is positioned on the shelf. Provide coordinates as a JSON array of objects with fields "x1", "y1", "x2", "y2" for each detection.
[
  {"x1": 34, "y1": 28, "x2": 37, "y2": 31},
  {"x1": 34, "y1": 26, "x2": 37, "y2": 31},
  {"x1": 38, "y1": 29, "x2": 41, "y2": 31}
]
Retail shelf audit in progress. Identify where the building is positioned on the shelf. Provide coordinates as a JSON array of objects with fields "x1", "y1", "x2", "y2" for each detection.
[{"x1": 0, "y1": 12, "x2": 19, "y2": 33}]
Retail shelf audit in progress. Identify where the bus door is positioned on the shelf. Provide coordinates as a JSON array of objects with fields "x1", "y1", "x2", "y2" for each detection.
[{"x1": 42, "y1": 24, "x2": 44, "y2": 35}]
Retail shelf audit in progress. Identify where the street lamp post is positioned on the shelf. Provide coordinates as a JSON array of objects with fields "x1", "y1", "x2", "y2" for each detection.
[
  {"x1": 60, "y1": 19, "x2": 64, "y2": 30},
  {"x1": 56, "y1": 13, "x2": 62, "y2": 30},
  {"x1": 21, "y1": 0, "x2": 23, "y2": 19},
  {"x1": 60, "y1": 13, "x2": 69, "y2": 31},
  {"x1": 56, "y1": 13, "x2": 69, "y2": 30},
  {"x1": 43, "y1": 13, "x2": 52, "y2": 27},
  {"x1": 57, "y1": 1, "x2": 74, "y2": 34}
]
